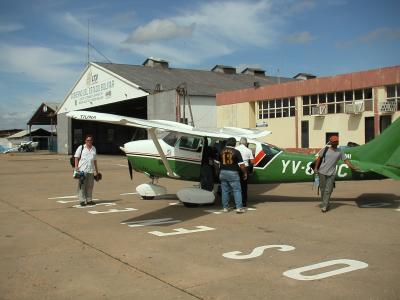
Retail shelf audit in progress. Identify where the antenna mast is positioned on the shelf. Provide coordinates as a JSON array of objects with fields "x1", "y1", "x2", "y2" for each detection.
[{"x1": 87, "y1": 20, "x2": 90, "y2": 65}]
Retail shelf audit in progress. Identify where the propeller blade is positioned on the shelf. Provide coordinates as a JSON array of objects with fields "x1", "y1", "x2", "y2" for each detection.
[{"x1": 128, "y1": 160, "x2": 133, "y2": 180}]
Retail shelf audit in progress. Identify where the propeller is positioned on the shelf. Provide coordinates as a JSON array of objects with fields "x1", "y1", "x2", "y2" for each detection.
[{"x1": 128, "y1": 160, "x2": 133, "y2": 180}]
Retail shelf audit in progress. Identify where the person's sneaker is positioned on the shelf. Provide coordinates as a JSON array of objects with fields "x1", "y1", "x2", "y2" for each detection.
[
  {"x1": 321, "y1": 207, "x2": 327, "y2": 213},
  {"x1": 80, "y1": 202, "x2": 86, "y2": 207},
  {"x1": 87, "y1": 201, "x2": 95, "y2": 206},
  {"x1": 236, "y1": 208, "x2": 245, "y2": 214},
  {"x1": 222, "y1": 208, "x2": 229, "y2": 213}
]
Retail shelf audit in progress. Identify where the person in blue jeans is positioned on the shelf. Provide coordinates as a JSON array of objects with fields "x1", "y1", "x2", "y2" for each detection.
[{"x1": 218, "y1": 137, "x2": 247, "y2": 213}]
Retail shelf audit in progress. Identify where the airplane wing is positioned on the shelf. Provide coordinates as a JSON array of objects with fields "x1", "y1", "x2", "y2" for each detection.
[{"x1": 66, "y1": 110, "x2": 271, "y2": 139}]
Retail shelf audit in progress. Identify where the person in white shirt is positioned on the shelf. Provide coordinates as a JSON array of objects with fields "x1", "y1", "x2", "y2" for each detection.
[
  {"x1": 74, "y1": 134, "x2": 99, "y2": 206},
  {"x1": 235, "y1": 137, "x2": 254, "y2": 207}
]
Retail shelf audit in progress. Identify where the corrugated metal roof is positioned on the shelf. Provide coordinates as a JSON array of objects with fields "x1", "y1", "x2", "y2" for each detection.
[
  {"x1": 8, "y1": 129, "x2": 40, "y2": 139},
  {"x1": 8, "y1": 128, "x2": 53, "y2": 139},
  {"x1": 96, "y1": 62, "x2": 296, "y2": 96}
]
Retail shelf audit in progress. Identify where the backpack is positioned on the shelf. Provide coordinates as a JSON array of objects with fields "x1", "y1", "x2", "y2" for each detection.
[
  {"x1": 69, "y1": 145, "x2": 84, "y2": 168},
  {"x1": 310, "y1": 146, "x2": 329, "y2": 171}
]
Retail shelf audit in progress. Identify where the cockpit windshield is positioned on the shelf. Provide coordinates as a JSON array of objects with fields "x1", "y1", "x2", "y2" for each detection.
[
  {"x1": 162, "y1": 132, "x2": 179, "y2": 147},
  {"x1": 261, "y1": 143, "x2": 282, "y2": 164}
]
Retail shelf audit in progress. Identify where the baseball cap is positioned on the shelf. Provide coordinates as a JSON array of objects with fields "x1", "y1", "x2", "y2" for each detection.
[{"x1": 329, "y1": 135, "x2": 339, "y2": 142}]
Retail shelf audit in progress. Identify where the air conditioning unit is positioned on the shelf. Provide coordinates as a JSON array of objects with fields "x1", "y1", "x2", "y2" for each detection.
[
  {"x1": 379, "y1": 101, "x2": 397, "y2": 114},
  {"x1": 345, "y1": 100, "x2": 364, "y2": 114},
  {"x1": 311, "y1": 104, "x2": 327, "y2": 116},
  {"x1": 256, "y1": 120, "x2": 268, "y2": 127}
]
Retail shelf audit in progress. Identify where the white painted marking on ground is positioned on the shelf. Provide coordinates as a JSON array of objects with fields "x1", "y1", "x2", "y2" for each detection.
[
  {"x1": 204, "y1": 210, "x2": 224, "y2": 214},
  {"x1": 120, "y1": 192, "x2": 138, "y2": 196},
  {"x1": 113, "y1": 164, "x2": 128, "y2": 167},
  {"x1": 204, "y1": 208, "x2": 256, "y2": 214},
  {"x1": 149, "y1": 225, "x2": 215, "y2": 236},
  {"x1": 88, "y1": 208, "x2": 138, "y2": 214},
  {"x1": 57, "y1": 199, "x2": 79, "y2": 204},
  {"x1": 73, "y1": 202, "x2": 116, "y2": 208},
  {"x1": 48, "y1": 195, "x2": 77, "y2": 199},
  {"x1": 169, "y1": 202, "x2": 182, "y2": 206},
  {"x1": 283, "y1": 259, "x2": 368, "y2": 281},
  {"x1": 57, "y1": 198, "x2": 99, "y2": 204},
  {"x1": 122, "y1": 218, "x2": 181, "y2": 227},
  {"x1": 223, "y1": 245, "x2": 295, "y2": 260}
]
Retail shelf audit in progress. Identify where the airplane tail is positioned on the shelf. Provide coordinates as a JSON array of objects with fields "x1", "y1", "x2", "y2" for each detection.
[{"x1": 345, "y1": 117, "x2": 400, "y2": 180}]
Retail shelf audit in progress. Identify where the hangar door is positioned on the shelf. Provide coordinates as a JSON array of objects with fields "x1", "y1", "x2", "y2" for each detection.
[{"x1": 71, "y1": 97, "x2": 147, "y2": 154}]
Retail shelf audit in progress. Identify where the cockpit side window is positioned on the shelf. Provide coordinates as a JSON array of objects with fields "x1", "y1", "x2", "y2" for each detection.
[
  {"x1": 177, "y1": 136, "x2": 201, "y2": 151},
  {"x1": 162, "y1": 132, "x2": 179, "y2": 147}
]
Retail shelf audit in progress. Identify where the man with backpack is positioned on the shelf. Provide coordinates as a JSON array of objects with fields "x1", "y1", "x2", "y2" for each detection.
[
  {"x1": 314, "y1": 135, "x2": 357, "y2": 213},
  {"x1": 74, "y1": 134, "x2": 100, "y2": 206}
]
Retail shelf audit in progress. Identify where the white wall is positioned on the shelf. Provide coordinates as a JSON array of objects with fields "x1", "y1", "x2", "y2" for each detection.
[
  {"x1": 182, "y1": 95, "x2": 217, "y2": 128},
  {"x1": 148, "y1": 90, "x2": 177, "y2": 121},
  {"x1": 0, "y1": 138, "x2": 11, "y2": 148},
  {"x1": 8, "y1": 137, "x2": 29, "y2": 148}
]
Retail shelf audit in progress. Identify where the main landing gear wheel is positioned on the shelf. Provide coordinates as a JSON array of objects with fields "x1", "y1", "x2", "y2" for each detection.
[
  {"x1": 177, "y1": 187, "x2": 215, "y2": 207},
  {"x1": 136, "y1": 182, "x2": 166, "y2": 200}
]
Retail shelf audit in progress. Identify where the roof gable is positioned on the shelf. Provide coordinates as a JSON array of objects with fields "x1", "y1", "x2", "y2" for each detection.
[{"x1": 58, "y1": 63, "x2": 148, "y2": 114}]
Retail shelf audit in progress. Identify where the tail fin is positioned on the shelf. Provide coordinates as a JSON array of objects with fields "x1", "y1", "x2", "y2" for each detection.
[{"x1": 345, "y1": 117, "x2": 400, "y2": 180}]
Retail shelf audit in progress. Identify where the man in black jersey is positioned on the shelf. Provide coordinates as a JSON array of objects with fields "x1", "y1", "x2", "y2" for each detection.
[{"x1": 219, "y1": 137, "x2": 247, "y2": 213}]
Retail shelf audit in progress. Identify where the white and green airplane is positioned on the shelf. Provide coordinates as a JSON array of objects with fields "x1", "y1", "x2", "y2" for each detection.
[{"x1": 67, "y1": 111, "x2": 400, "y2": 206}]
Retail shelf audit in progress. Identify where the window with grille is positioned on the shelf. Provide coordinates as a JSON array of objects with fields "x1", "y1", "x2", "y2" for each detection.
[
  {"x1": 386, "y1": 84, "x2": 400, "y2": 111},
  {"x1": 257, "y1": 97, "x2": 295, "y2": 120},
  {"x1": 302, "y1": 88, "x2": 373, "y2": 116}
]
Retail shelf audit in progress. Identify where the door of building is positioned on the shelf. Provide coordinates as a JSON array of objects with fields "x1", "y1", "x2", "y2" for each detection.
[
  {"x1": 301, "y1": 121, "x2": 309, "y2": 148},
  {"x1": 364, "y1": 117, "x2": 374, "y2": 143},
  {"x1": 380, "y1": 115, "x2": 392, "y2": 133}
]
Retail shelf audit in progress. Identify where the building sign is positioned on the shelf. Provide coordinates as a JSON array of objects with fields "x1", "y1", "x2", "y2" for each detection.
[
  {"x1": 59, "y1": 63, "x2": 148, "y2": 114},
  {"x1": 71, "y1": 78, "x2": 115, "y2": 106}
]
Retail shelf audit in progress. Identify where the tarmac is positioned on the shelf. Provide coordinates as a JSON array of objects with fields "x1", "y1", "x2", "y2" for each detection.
[{"x1": 0, "y1": 153, "x2": 399, "y2": 300}]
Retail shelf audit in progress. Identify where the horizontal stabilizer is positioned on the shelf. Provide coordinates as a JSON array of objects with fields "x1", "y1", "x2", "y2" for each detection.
[
  {"x1": 350, "y1": 160, "x2": 400, "y2": 180},
  {"x1": 386, "y1": 145, "x2": 400, "y2": 169}
]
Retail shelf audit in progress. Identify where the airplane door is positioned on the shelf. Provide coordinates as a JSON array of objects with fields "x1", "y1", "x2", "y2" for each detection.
[{"x1": 174, "y1": 135, "x2": 202, "y2": 180}]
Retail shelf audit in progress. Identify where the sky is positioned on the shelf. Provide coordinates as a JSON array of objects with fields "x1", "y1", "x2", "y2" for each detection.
[{"x1": 0, "y1": 0, "x2": 399, "y2": 130}]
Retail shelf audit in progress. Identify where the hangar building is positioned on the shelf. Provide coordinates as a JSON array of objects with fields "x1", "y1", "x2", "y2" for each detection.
[
  {"x1": 57, "y1": 58, "x2": 295, "y2": 154},
  {"x1": 216, "y1": 65, "x2": 400, "y2": 150}
]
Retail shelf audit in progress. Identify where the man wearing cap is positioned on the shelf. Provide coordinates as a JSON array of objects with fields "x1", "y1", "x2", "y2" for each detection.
[
  {"x1": 314, "y1": 135, "x2": 357, "y2": 212},
  {"x1": 219, "y1": 137, "x2": 247, "y2": 213},
  {"x1": 235, "y1": 137, "x2": 254, "y2": 207}
]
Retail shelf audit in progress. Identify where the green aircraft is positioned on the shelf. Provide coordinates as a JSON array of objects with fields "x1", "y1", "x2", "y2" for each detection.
[{"x1": 67, "y1": 111, "x2": 400, "y2": 204}]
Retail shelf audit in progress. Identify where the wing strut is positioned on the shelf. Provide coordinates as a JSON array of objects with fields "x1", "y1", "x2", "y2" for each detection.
[{"x1": 148, "y1": 128, "x2": 180, "y2": 179}]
